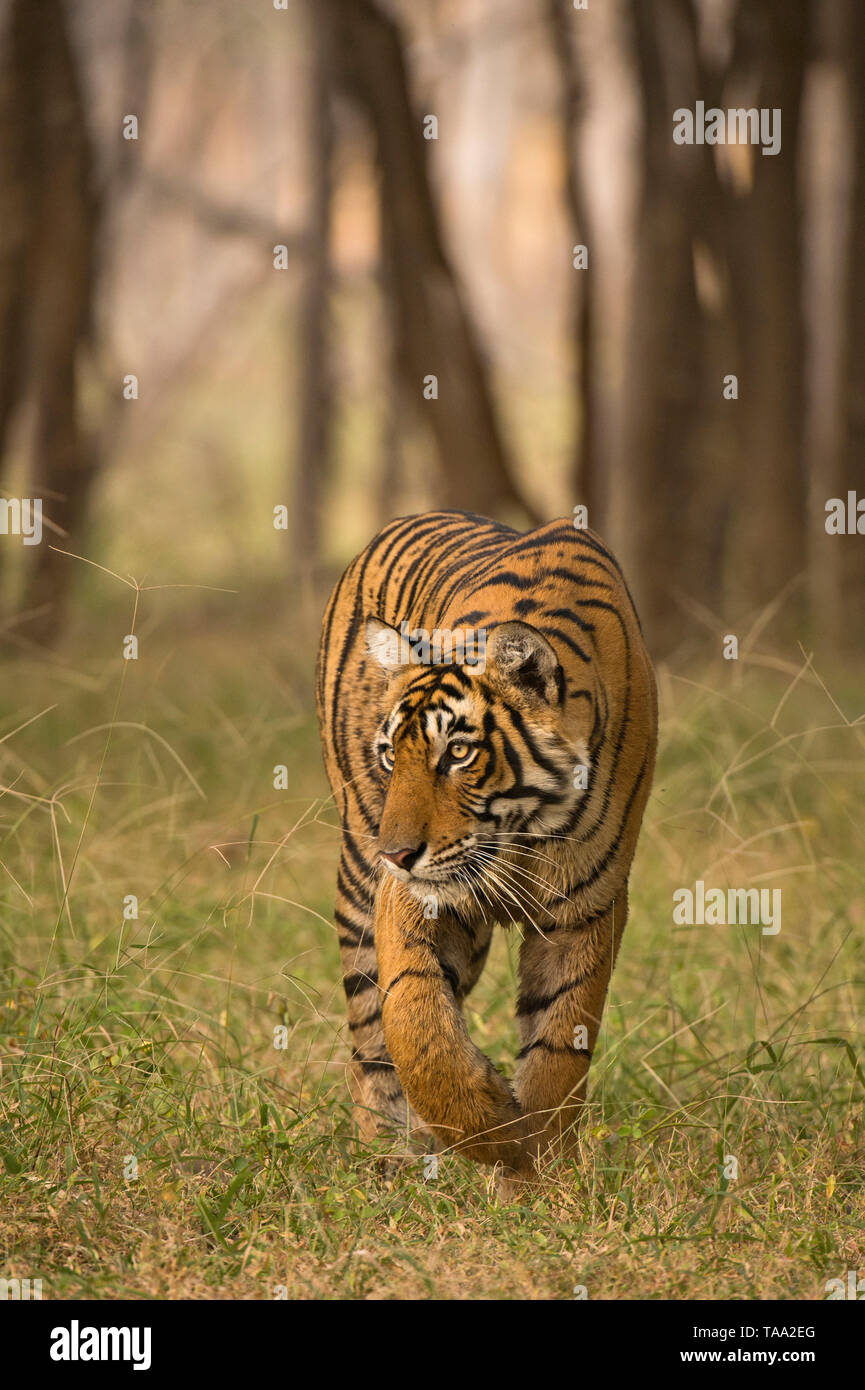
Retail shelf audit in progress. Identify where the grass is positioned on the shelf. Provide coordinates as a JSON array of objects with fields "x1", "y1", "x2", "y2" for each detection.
[{"x1": 0, "y1": 581, "x2": 863, "y2": 1300}]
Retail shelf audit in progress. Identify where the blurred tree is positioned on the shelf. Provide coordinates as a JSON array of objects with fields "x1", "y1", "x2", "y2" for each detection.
[
  {"x1": 375, "y1": 258, "x2": 408, "y2": 529},
  {"x1": 613, "y1": 0, "x2": 815, "y2": 657},
  {"x1": 0, "y1": 0, "x2": 34, "y2": 528},
  {"x1": 319, "y1": 0, "x2": 537, "y2": 525},
  {"x1": 723, "y1": 0, "x2": 810, "y2": 628},
  {"x1": 840, "y1": 0, "x2": 865, "y2": 635},
  {"x1": 114, "y1": 2, "x2": 153, "y2": 192},
  {"x1": 0, "y1": 0, "x2": 98, "y2": 645},
  {"x1": 618, "y1": 0, "x2": 731, "y2": 656},
  {"x1": 293, "y1": 12, "x2": 334, "y2": 584},
  {"x1": 546, "y1": 0, "x2": 602, "y2": 530},
  {"x1": 803, "y1": 0, "x2": 850, "y2": 651}
]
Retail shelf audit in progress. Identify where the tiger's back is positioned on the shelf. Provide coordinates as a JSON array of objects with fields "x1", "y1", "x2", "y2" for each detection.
[{"x1": 317, "y1": 510, "x2": 657, "y2": 1184}]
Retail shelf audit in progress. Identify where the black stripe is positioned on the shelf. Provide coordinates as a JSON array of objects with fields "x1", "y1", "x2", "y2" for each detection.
[
  {"x1": 342, "y1": 970, "x2": 378, "y2": 998},
  {"x1": 348, "y1": 1007, "x2": 383, "y2": 1029},
  {"x1": 352, "y1": 1052, "x2": 395, "y2": 1075},
  {"x1": 440, "y1": 962, "x2": 461, "y2": 995},
  {"x1": 516, "y1": 1040, "x2": 592, "y2": 1059},
  {"x1": 384, "y1": 967, "x2": 443, "y2": 994},
  {"x1": 506, "y1": 704, "x2": 566, "y2": 778},
  {"x1": 517, "y1": 972, "x2": 594, "y2": 1016}
]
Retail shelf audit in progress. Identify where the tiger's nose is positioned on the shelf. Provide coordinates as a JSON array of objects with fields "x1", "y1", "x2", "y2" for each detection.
[{"x1": 380, "y1": 842, "x2": 426, "y2": 872}]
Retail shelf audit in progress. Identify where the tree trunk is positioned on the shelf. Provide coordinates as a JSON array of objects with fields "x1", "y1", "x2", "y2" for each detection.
[
  {"x1": 320, "y1": 0, "x2": 536, "y2": 525},
  {"x1": 839, "y1": 0, "x2": 865, "y2": 640},
  {"x1": 293, "y1": 13, "x2": 334, "y2": 585},
  {"x1": 12, "y1": 0, "x2": 99, "y2": 643},
  {"x1": 0, "y1": 0, "x2": 42, "y2": 594},
  {"x1": 723, "y1": 0, "x2": 810, "y2": 631},
  {"x1": 546, "y1": 0, "x2": 602, "y2": 530},
  {"x1": 618, "y1": 0, "x2": 730, "y2": 657},
  {"x1": 802, "y1": 0, "x2": 850, "y2": 652}
]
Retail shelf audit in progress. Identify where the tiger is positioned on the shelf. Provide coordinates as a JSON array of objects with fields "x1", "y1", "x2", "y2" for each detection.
[{"x1": 316, "y1": 509, "x2": 657, "y2": 1190}]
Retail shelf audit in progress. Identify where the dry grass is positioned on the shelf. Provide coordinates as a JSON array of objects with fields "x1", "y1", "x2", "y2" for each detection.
[{"x1": 1, "y1": 587, "x2": 863, "y2": 1300}]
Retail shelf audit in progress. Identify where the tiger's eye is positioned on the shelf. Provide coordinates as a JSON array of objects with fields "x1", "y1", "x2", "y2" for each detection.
[{"x1": 449, "y1": 742, "x2": 470, "y2": 760}]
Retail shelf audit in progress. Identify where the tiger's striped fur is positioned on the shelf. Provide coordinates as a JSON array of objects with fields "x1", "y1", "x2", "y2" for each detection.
[{"x1": 316, "y1": 511, "x2": 657, "y2": 1185}]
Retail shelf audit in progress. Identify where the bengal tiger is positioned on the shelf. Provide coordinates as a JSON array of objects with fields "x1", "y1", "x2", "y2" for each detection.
[{"x1": 316, "y1": 510, "x2": 657, "y2": 1190}]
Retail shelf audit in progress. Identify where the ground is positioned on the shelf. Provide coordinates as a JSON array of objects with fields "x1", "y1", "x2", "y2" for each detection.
[{"x1": 1, "y1": 586, "x2": 862, "y2": 1300}]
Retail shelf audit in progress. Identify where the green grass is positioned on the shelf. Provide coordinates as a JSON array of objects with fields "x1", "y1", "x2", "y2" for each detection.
[{"x1": 1, "y1": 590, "x2": 863, "y2": 1299}]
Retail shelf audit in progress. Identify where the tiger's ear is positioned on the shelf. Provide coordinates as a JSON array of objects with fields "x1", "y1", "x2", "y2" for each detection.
[
  {"x1": 365, "y1": 616, "x2": 408, "y2": 674},
  {"x1": 487, "y1": 621, "x2": 564, "y2": 704}
]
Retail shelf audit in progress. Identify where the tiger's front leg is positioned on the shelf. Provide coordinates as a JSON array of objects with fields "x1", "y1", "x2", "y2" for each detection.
[
  {"x1": 513, "y1": 889, "x2": 628, "y2": 1156},
  {"x1": 375, "y1": 875, "x2": 539, "y2": 1180}
]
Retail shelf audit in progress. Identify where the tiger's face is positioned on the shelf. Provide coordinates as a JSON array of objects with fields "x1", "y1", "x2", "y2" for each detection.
[{"x1": 365, "y1": 618, "x2": 591, "y2": 909}]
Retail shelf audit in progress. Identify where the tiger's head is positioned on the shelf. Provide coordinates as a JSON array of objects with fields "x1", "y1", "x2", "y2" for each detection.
[{"x1": 365, "y1": 616, "x2": 591, "y2": 909}]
